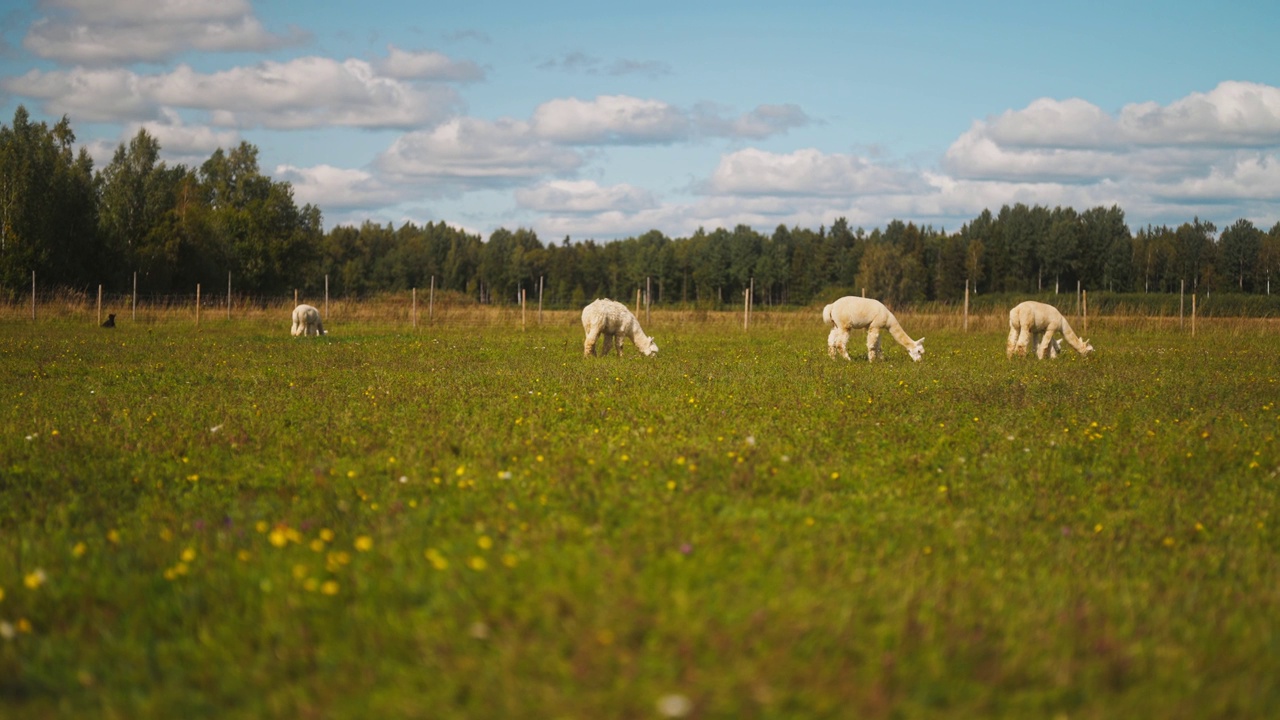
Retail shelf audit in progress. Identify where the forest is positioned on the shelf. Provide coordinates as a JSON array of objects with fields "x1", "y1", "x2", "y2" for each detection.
[{"x1": 4, "y1": 107, "x2": 1280, "y2": 308}]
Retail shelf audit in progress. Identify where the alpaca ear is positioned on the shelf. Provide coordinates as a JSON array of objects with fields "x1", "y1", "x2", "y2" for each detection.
[{"x1": 918, "y1": 337, "x2": 925, "y2": 344}]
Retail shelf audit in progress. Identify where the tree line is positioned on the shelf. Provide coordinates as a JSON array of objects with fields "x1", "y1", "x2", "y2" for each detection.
[{"x1": 4, "y1": 107, "x2": 1280, "y2": 308}]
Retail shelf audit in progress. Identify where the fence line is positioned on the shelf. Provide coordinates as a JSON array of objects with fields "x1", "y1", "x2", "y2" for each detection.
[{"x1": 3, "y1": 287, "x2": 1280, "y2": 334}]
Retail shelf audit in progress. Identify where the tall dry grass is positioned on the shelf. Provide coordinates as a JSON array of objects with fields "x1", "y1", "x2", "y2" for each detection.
[{"x1": 4, "y1": 292, "x2": 1279, "y2": 336}]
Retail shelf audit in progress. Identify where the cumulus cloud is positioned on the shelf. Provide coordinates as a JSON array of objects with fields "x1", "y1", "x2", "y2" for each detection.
[
  {"x1": 131, "y1": 108, "x2": 239, "y2": 158},
  {"x1": 275, "y1": 164, "x2": 405, "y2": 210},
  {"x1": 530, "y1": 95, "x2": 809, "y2": 145},
  {"x1": 375, "y1": 117, "x2": 583, "y2": 188},
  {"x1": 1154, "y1": 153, "x2": 1280, "y2": 202},
  {"x1": 532, "y1": 95, "x2": 690, "y2": 144},
  {"x1": 516, "y1": 180, "x2": 657, "y2": 213},
  {"x1": 23, "y1": 0, "x2": 307, "y2": 64},
  {"x1": 945, "y1": 81, "x2": 1280, "y2": 182},
  {"x1": 3, "y1": 56, "x2": 465, "y2": 128},
  {"x1": 705, "y1": 148, "x2": 922, "y2": 196}
]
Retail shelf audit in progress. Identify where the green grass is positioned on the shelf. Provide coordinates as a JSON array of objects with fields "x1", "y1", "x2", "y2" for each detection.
[{"x1": 1, "y1": 315, "x2": 1277, "y2": 719}]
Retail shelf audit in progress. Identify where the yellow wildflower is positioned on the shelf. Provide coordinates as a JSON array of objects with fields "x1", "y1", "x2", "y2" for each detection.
[{"x1": 24, "y1": 569, "x2": 47, "y2": 590}]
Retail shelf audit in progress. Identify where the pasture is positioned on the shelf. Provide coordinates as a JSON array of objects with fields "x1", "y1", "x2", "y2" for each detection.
[{"x1": 1, "y1": 309, "x2": 1277, "y2": 718}]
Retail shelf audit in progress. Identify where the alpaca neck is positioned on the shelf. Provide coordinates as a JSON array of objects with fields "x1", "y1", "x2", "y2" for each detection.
[
  {"x1": 630, "y1": 326, "x2": 651, "y2": 349},
  {"x1": 1059, "y1": 319, "x2": 1089, "y2": 353},
  {"x1": 887, "y1": 316, "x2": 918, "y2": 350}
]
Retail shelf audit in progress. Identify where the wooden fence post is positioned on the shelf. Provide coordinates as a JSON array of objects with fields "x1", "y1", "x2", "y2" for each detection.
[
  {"x1": 646, "y1": 276, "x2": 652, "y2": 326},
  {"x1": 963, "y1": 279, "x2": 970, "y2": 332},
  {"x1": 196, "y1": 283, "x2": 201, "y2": 327},
  {"x1": 1180, "y1": 279, "x2": 1185, "y2": 330},
  {"x1": 97, "y1": 284, "x2": 102, "y2": 326}
]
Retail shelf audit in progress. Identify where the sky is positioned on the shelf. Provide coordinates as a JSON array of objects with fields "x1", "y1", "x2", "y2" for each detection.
[{"x1": 2, "y1": 0, "x2": 1279, "y2": 241}]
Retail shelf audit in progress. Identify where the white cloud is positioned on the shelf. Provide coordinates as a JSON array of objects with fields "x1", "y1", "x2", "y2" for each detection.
[
  {"x1": 275, "y1": 164, "x2": 405, "y2": 210},
  {"x1": 80, "y1": 111, "x2": 239, "y2": 169},
  {"x1": 24, "y1": 0, "x2": 306, "y2": 64},
  {"x1": 379, "y1": 45, "x2": 485, "y2": 82},
  {"x1": 1154, "y1": 153, "x2": 1280, "y2": 201},
  {"x1": 375, "y1": 117, "x2": 583, "y2": 187},
  {"x1": 516, "y1": 180, "x2": 657, "y2": 213},
  {"x1": 530, "y1": 96, "x2": 810, "y2": 145},
  {"x1": 945, "y1": 81, "x2": 1280, "y2": 183},
  {"x1": 132, "y1": 108, "x2": 239, "y2": 158},
  {"x1": 532, "y1": 95, "x2": 690, "y2": 144},
  {"x1": 4, "y1": 67, "x2": 155, "y2": 122},
  {"x1": 3, "y1": 57, "x2": 464, "y2": 129},
  {"x1": 706, "y1": 148, "x2": 922, "y2": 196}
]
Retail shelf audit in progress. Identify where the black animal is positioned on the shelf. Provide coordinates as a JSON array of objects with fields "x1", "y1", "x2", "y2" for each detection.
[{"x1": 102, "y1": 314, "x2": 116, "y2": 328}]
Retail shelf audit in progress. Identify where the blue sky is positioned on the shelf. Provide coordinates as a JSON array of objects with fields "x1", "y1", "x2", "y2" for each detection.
[{"x1": 3, "y1": 0, "x2": 1278, "y2": 240}]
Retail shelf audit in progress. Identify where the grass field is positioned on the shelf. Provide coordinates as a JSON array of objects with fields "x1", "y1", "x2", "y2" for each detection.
[{"x1": 1, "y1": 310, "x2": 1277, "y2": 719}]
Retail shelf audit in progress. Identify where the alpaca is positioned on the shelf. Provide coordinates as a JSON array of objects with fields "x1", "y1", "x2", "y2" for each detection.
[
  {"x1": 822, "y1": 296, "x2": 924, "y2": 362},
  {"x1": 101, "y1": 313, "x2": 116, "y2": 328},
  {"x1": 1006, "y1": 301, "x2": 1092, "y2": 359},
  {"x1": 291, "y1": 304, "x2": 326, "y2": 336},
  {"x1": 581, "y1": 298, "x2": 658, "y2": 357}
]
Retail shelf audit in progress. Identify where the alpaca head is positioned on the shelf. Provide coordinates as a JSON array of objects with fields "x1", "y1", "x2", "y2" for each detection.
[
  {"x1": 640, "y1": 337, "x2": 659, "y2": 357},
  {"x1": 1080, "y1": 339, "x2": 1094, "y2": 356},
  {"x1": 908, "y1": 338, "x2": 925, "y2": 362}
]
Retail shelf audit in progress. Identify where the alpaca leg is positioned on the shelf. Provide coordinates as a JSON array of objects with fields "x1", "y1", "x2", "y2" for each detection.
[
  {"x1": 1007, "y1": 326, "x2": 1019, "y2": 358},
  {"x1": 584, "y1": 329, "x2": 600, "y2": 357},
  {"x1": 827, "y1": 326, "x2": 841, "y2": 359},
  {"x1": 866, "y1": 327, "x2": 881, "y2": 361},
  {"x1": 1014, "y1": 327, "x2": 1031, "y2": 357},
  {"x1": 1035, "y1": 326, "x2": 1056, "y2": 359},
  {"x1": 1047, "y1": 335, "x2": 1060, "y2": 358},
  {"x1": 613, "y1": 335, "x2": 624, "y2": 357},
  {"x1": 835, "y1": 327, "x2": 851, "y2": 360}
]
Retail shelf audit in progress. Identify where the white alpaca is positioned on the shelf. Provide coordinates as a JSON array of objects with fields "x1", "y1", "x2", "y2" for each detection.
[
  {"x1": 581, "y1": 298, "x2": 658, "y2": 358},
  {"x1": 822, "y1": 296, "x2": 925, "y2": 362},
  {"x1": 291, "y1": 304, "x2": 326, "y2": 336},
  {"x1": 1007, "y1": 301, "x2": 1092, "y2": 359}
]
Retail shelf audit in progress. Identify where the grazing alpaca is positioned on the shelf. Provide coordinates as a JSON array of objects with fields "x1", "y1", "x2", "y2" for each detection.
[
  {"x1": 581, "y1": 298, "x2": 658, "y2": 358},
  {"x1": 1007, "y1": 301, "x2": 1092, "y2": 359},
  {"x1": 291, "y1": 304, "x2": 326, "y2": 336},
  {"x1": 822, "y1": 296, "x2": 925, "y2": 362},
  {"x1": 101, "y1": 313, "x2": 116, "y2": 328}
]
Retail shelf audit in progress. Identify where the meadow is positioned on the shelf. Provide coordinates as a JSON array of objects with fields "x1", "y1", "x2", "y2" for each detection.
[{"x1": 0, "y1": 307, "x2": 1277, "y2": 719}]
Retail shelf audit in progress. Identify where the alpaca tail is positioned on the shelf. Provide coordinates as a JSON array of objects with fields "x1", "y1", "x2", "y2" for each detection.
[{"x1": 822, "y1": 304, "x2": 834, "y2": 327}]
